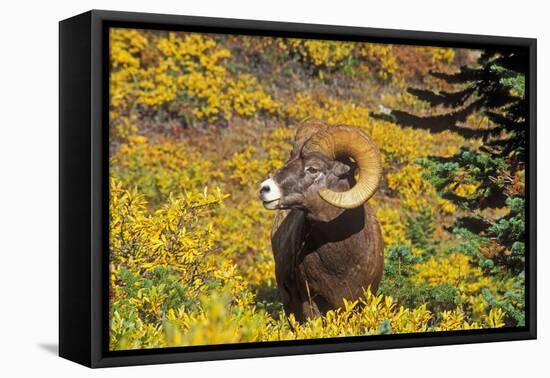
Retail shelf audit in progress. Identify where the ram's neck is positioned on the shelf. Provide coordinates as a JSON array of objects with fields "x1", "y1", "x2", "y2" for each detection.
[
  {"x1": 305, "y1": 205, "x2": 366, "y2": 245},
  {"x1": 305, "y1": 177, "x2": 352, "y2": 223}
]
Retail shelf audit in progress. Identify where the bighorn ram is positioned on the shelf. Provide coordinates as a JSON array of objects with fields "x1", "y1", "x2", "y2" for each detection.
[{"x1": 259, "y1": 119, "x2": 384, "y2": 322}]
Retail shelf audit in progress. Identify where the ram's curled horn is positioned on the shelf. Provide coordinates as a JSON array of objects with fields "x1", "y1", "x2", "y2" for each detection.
[
  {"x1": 295, "y1": 118, "x2": 327, "y2": 142},
  {"x1": 301, "y1": 125, "x2": 382, "y2": 209},
  {"x1": 290, "y1": 118, "x2": 328, "y2": 156}
]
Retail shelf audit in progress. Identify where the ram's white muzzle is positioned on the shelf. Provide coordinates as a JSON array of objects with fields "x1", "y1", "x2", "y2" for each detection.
[{"x1": 259, "y1": 178, "x2": 282, "y2": 209}]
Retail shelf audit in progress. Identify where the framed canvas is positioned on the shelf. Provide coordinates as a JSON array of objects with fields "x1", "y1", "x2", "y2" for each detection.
[{"x1": 59, "y1": 10, "x2": 537, "y2": 368}]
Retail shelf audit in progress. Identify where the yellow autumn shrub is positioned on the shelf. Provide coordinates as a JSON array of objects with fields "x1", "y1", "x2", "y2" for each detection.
[
  {"x1": 411, "y1": 253, "x2": 514, "y2": 323},
  {"x1": 110, "y1": 135, "x2": 223, "y2": 203},
  {"x1": 357, "y1": 44, "x2": 398, "y2": 80},
  {"x1": 287, "y1": 38, "x2": 356, "y2": 69},
  {"x1": 110, "y1": 29, "x2": 278, "y2": 133}
]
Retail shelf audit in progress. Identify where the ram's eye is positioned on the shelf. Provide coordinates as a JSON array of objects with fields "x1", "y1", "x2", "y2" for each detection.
[{"x1": 305, "y1": 166, "x2": 319, "y2": 174}]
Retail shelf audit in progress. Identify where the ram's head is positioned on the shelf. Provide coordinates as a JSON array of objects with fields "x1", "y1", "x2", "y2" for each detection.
[{"x1": 259, "y1": 119, "x2": 382, "y2": 215}]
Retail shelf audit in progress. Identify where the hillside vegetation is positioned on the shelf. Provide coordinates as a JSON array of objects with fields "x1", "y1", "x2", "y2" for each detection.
[{"x1": 108, "y1": 28, "x2": 524, "y2": 350}]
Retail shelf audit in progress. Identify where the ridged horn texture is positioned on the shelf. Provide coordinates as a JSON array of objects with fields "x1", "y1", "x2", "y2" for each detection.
[
  {"x1": 291, "y1": 118, "x2": 328, "y2": 155},
  {"x1": 301, "y1": 125, "x2": 382, "y2": 209},
  {"x1": 295, "y1": 118, "x2": 327, "y2": 143}
]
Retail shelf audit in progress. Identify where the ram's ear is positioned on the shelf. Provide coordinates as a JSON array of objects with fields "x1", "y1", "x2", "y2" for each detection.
[{"x1": 332, "y1": 161, "x2": 351, "y2": 178}]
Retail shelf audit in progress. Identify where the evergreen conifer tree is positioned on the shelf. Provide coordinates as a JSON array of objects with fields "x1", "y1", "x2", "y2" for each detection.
[{"x1": 380, "y1": 48, "x2": 528, "y2": 326}]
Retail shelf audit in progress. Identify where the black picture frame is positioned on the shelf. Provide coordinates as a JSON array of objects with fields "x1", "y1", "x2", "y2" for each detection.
[{"x1": 59, "y1": 9, "x2": 537, "y2": 368}]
